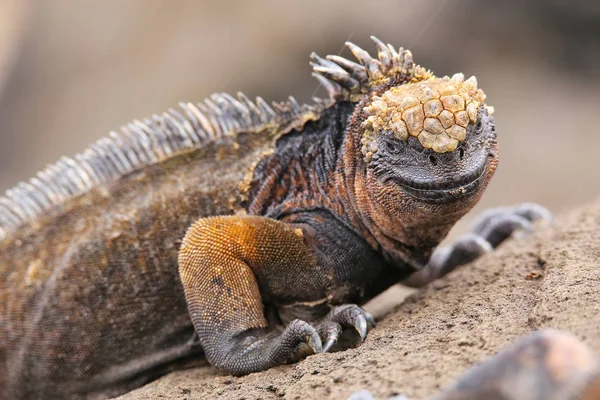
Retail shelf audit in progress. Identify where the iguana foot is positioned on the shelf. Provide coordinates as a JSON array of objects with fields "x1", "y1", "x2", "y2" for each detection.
[
  {"x1": 265, "y1": 319, "x2": 323, "y2": 361},
  {"x1": 470, "y1": 202, "x2": 553, "y2": 247},
  {"x1": 450, "y1": 202, "x2": 552, "y2": 267},
  {"x1": 178, "y1": 215, "x2": 330, "y2": 375},
  {"x1": 318, "y1": 304, "x2": 376, "y2": 352},
  {"x1": 201, "y1": 319, "x2": 323, "y2": 376},
  {"x1": 428, "y1": 233, "x2": 493, "y2": 278},
  {"x1": 404, "y1": 202, "x2": 551, "y2": 287}
]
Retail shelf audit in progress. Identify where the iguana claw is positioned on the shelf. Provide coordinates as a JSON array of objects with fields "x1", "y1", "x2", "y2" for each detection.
[
  {"x1": 355, "y1": 314, "x2": 368, "y2": 342},
  {"x1": 323, "y1": 337, "x2": 337, "y2": 353},
  {"x1": 404, "y1": 202, "x2": 553, "y2": 288},
  {"x1": 318, "y1": 304, "x2": 375, "y2": 350},
  {"x1": 365, "y1": 312, "x2": 376, "y2": 328},
  {"x1": 470, "y1": 202, "x2": 553, "y2": 247},
  {"x1": 308, "y1": 329, "x2": 323, "y2": 354},
  {"x1": 319, "y1": 321, "x2": 343, "y2": 353}
]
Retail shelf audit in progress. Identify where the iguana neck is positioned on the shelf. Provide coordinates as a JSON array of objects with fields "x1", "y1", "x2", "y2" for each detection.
[
  {"x1": 246, "y1": 101, "x2": 356, "y2": 222},
  {"x1": 244, "y1": 99, "x2": 450, "y2": 269}
]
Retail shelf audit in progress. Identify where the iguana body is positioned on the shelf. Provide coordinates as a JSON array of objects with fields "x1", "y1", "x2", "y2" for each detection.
[{"x1": 0, "y1": 37, "x2": 547, "y2": 399}]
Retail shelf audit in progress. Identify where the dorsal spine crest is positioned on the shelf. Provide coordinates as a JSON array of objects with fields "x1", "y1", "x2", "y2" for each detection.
[
  {"x1": 0, "y1": 93, "x2": 316, "y2": 241},
  {"x1": 311, "y1": 36, "x2": 433, "y2": 102}
]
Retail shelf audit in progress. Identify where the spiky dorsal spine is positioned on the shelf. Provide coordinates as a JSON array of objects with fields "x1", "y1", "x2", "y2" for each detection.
[
  {"x1": 0, "y1": 93, "x2": 314, "y2": 241},
  {"x1": 310, "y1": 36, "x2": 432, "y2": 102}
]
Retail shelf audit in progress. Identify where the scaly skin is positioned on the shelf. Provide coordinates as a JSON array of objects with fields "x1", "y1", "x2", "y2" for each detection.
[{"x1": 0, "y1": 37, "x2": 547, "y2": 399}]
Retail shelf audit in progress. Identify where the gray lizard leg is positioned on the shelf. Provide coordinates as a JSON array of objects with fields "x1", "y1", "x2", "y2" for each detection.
[
  {"x1": 178, "y1": 215, "x2": 328, "y2": 375},
  {"x1": 404, "y1": 202, "x2": 551, "y2": 287}
]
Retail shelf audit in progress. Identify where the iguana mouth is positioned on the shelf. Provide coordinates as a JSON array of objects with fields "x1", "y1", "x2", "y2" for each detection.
[{"x1": 393, "y1": 164, "x2": 487, "y2": 203}]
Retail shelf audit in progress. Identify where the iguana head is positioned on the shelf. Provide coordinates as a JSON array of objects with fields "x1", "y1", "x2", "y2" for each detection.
[
  {"x1": 312, "y1": 37, "x2": 499, "y2": 259},
  {"x1": 358, "y1": 74, "x2": 497, "y2": 204}
]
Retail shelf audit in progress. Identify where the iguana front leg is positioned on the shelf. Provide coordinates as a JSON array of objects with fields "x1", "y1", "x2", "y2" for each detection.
[
  {"x1": 404, "y1": 203, "x2": 552, "y2": 287},
  {"x1": 178, "y1": 215, "x2": 360, "y2": 375}
]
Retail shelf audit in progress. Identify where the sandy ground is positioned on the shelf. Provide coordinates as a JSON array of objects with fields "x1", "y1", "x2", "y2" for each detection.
[{"x1": 116, "y1": 200, "x2": 600, "y2": 400}]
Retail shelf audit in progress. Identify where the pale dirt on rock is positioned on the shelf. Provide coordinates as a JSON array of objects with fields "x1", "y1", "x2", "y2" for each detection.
[{"x1": 118, "y1": 200, "x2": 600, "y2": 400}]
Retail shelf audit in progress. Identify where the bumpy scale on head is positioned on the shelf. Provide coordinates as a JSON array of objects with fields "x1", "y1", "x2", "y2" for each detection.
[{"x1": 361, "y1": 74, "x2": 491, "y2": 161}]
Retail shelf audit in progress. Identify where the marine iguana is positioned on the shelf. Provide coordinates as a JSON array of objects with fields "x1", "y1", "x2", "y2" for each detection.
[{"x1": 0, "y1": 37, "x2": 550, "y2": 399}]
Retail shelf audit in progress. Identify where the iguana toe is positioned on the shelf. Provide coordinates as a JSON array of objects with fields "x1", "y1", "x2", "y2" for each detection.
[
  {"x1": 403, "y1": 202, "x2": 552, "y2": 288},
  {"x1": 319, "y1": 304, "x2": 375, "y2": 351},
  {"x1": 471, "y1": 202, "x2": 552, "y2": 247},
  {"x1": 283, "y1": 319, "x2": 323, "y2": 357},
  {"x1": 318, "y1": 321, "x2": 343, "y2": 352},
  {"x1": 354, "y1": 314, "x2": 368, "y2": 342},
  {"x1": 434, "y1": 233, "x2": 493, "y2": 277},
  {"x1": 365, "y1": 311, "x2": 376, "y2": 328},
  {"x1": 306, "y1": 326, "x2": 324, "y2": 354}
]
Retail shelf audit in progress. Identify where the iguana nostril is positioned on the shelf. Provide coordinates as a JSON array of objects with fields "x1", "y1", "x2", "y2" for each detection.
[
  {"x1": 459, "y1": 148, "x2": 465, "y2": 160},
  {"x1": 429, "y1": 155, "x2": 438, "y2": 166}
]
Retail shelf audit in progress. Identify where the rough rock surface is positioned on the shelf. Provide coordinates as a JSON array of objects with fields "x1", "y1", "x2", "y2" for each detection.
[{"x1": 117, "y1": 199, "x2": 600, "y2": 400}]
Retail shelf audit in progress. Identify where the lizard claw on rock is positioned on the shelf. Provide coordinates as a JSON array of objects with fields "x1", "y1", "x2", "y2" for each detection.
[
  {"x1": 354, "y1": 314, "x2": 368, "y2": 342},
  {"x1": 365, "y1": 311, "x2": 376, "y2": 328},
  {"x1": 307, "y1": 329, "x2": 323, "y2": 354},
  {"x1": 323, "y1": 337, "x2": 337, "y2": 353},
  {"x1": 404, "y1": 202, "x2": 554, "y2": 288},
  {"x1": 280, "y1": 319, "x2": 324, "y2": 359},
  {"x1": 318, "y1": 304, "x2": 375, "y2": 351},
  {"x1": 319, "y1": 321, "x2": 343, "y2": 352}
]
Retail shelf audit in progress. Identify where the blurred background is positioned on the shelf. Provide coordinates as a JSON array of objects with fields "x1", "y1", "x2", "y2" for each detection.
[{"x1": 0, "y1": 0, "x2": 599, "y2": 233}]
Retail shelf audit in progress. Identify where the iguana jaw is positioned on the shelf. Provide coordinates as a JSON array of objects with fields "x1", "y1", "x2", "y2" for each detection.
[
  {"x1": 364, "y1": 102, "x2": 498, "y2": 205},
  {"x1": 387, "y1": 161, "x2": 488, "y2": 203}
]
